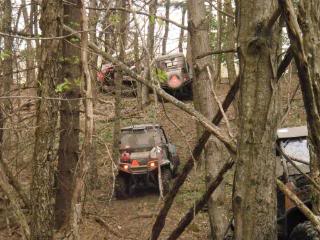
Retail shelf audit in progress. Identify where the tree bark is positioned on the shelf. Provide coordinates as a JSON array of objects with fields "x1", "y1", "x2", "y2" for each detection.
[
  {"x1": 298, "y1": 0, "x2": 320, "y2": 214},
  {"x1": 233, "y1": 1, "x2": 280, "y2": 239},
  {"x1": 0, "y1": 3, "x2": 30, "y2": 238},
  {"x1": 214, "y1": 0, "x2": 223, "y2": 83},
  {"x1": 141, "y1": 0, "x2": 157, "y2": 107},
  {"x1": 113, "y1": 0, "x2": 128, "y2": 163},
  {"x1": 54, "y1": 0, "x2": 81, "y2": 230},
  {"x1": 21, "y1": 0, "x2": 36, "y2": 87},
  {"x1": 87, "y1": 0, "x2": 99, "y2": 189},
  {"x1": 134, "y1": 30, "x2": 143, "y2": 110},
  {"x1": 188, "y1": 1, "x2": 229, "y2": 239},
  {"x1": 30, "y1": 0, "x2": 63, "y2": 239},
  {"x1": 224, "y1": 0, "x2": 237, "y2": 86},
  {"x1": 67, "y1": 1, "x2": 94, "y2": 237}
]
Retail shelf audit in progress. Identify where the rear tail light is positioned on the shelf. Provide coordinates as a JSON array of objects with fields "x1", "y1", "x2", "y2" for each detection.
[{"x1": 121, "y1": 152, "x2": 131, "y2": 162}]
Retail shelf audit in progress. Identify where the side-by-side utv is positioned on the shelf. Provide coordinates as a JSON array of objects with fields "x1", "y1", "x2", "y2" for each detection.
[
  {"x1": 114, "y1": 124, "x2": 180, "y2": 199},
  {"x1": 155, "y1": 53, "x2": 192, "y2": 98},
  {"x1": 276, "y1": 126, "x2": 319, "y2": 240}
]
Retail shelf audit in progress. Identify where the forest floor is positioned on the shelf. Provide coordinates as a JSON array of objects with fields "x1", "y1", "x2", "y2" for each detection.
[{"x1": 0, "y1": 77, "x2": 306, "y2": 240}]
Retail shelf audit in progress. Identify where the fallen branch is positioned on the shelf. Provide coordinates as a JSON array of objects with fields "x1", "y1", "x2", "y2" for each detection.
[
  {"x1": 166, "y1": 159, "x2": 234, "y2": 240},
  {"x1": 276, "y1": 179, "x2": 320, "y2": 233}
]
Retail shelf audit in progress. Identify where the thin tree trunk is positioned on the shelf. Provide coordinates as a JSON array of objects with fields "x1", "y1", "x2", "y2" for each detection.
[
  {"x1": 298, "y1": 0, "x2": 320, "y2": 214},
  {"x1": 233, "y1": 1, "x2": 280, "y2": 239},
  {"x1": 54, "y1": 0, "x2": 81, "y2": 230},
  {"x1": 178, "y1": 6, "x2": 186, "y2": 53},
  {"x1": 134, "y1": 31, "x2": 143, "y2": 110},
  {"x1": 224, "y1": 0, "x2": 237, "y2": 86},
  {"x1": 67, "y1": 1, "x2": 94, "y2": 237},
  {"x1": 215, "y1": 0, "x2": 223, "y2": 83},
  {"x1": 224, "y1": 0, "x2": 238, "y2": 115},
  {"x1": 87, "y1": 0, "x2": 99, "y2": 189},
  {"x1": 188, "y1": 0, "x2": 229, "y2": 239},
  {"x1": 30, "y1": 0, "x2": 63, "y2": 238},
  {"x1": 21, "y1": 0, "x2": 36, "y2": 87},
  {"x1": 141, "y1": 0, "x2": 157, "y2": 107},
  {"x1": 162, "y1": 0, "x2": 170, "y2": 55},
  {"x1": 0, "y1": 1, "x2": 30, "y2": 238},
  {"x1": 113, "y1": 0, "x2": 128, "y2": 163}
]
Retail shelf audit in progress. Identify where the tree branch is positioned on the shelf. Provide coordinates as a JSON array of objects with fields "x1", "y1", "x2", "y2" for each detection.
[
  {"x1": 196, "y1": 48, "x2": 236, "y2": 60},
  {"x1": 277, "y1": 179, "x2": 320, "y2": 233}
]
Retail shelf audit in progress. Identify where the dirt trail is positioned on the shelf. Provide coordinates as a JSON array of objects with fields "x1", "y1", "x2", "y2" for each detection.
[
  {"x1": 79, "y1": 96, "x2": 210, "y2": 240},
  {"x1": 0, "y1": 80, "x2": 306, "y2": 239}
]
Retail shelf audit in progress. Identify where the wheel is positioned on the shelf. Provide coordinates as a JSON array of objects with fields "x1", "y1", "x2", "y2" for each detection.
[
  {"x1": 161, "y1": 168, "x2": 172, "y2": 196},
  {"x1": 115, "y1": 174, "x2": 129, "y2": 199},
  {"x1": 289, "y1": 221, "x2": 320, "y2": 240}
]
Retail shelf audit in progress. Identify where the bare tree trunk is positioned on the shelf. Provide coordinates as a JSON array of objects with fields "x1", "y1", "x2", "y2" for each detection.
[
  {"x1": 233, "y1": 1, "x2": 280, "y2": 239},
  {"x1": 141, "y1": 0, "x2": 157, "y2": 107},
  {"x1": 224, "y1": 0, "x2": 238, "y2": 116},
  {"x1": 87, "y1": 0, "x2": 99, "y2": 189},
  {"x1": 0, "y1": 1, "x2": 30, "y2": 238},
  {"x1": 224, "y1": 0, "x2": 237, "y2": 86},
  {"x1": 162, "y1": 0, "x2": 170, "y2": 55},
  {"x1": 54, "y1": 0, "x2": 81, "y2": 230},
  {"x1": 188, "y1": 0, "x2": 229, "y2": 239},
  {"x1": 178, "y1": 6, "x2": 186, "y2": 53},
  {"x1": 113, "y1": 0, "x2": 128, "y2": 162},
  {"x1": 67, "y1": 1, "x2": 94, "y2": 237},
  {"x1": 215, "y1": 0, "x2": 223, "y2": 83},
  {"x1": 134, "y1": 31, "x2": 143, "y2": 110},
  {"x1": 30, "y1": 0, "x2": 63, "y2": 238},
  {"x1": 21, "y1": 0, "x2": 36, "y2": 87},
  {"x1": 297, "y1": 0, "x2": 320, "y2": 214}
]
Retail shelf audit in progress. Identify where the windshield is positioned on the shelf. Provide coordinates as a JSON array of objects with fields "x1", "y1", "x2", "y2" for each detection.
[
  {"x1": 280, "y1": 138, "x2": 310, "y2": 163},
  {"x1": 120, "y1": 129, "x2": 161, "y2": 150},
  {"x1": 157, "y1": 57, "x2": 185, "y2": 70}
]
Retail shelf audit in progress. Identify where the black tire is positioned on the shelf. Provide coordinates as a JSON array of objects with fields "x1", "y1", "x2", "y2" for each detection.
[
  {"x1": 115, "y1": 175, "x2": 128, "y2": 199},
  {"x1": 161, "y1": 168, "x2": 172, "y2": 196},
  {"x1": 289, "y1": 221, "x2": 320, "y2": 240}
]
